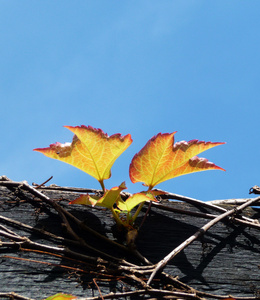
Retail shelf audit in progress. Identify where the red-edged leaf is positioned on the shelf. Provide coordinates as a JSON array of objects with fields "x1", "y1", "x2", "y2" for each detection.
[
  {"x1": 129, "y1": 132, "x2": 225, "y2": 189},
  {"x1": 69, "y1": 194, "x2": 100, "y2": 206},
  {"x1": 70, "y1": 182, "x2": 126, "y2": 209},
  {"x1": 34, "y1": 125, "x2": 132, "y2": 185}
]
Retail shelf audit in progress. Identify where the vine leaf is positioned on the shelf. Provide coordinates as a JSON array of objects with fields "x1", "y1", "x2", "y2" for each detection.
[
  {"x1": 69, "y1": 193, "x2": 100, "y2": 207},
  {"x1": 117, "y1": 192, "x2": 157, "y2": 212},
  {"x1": 129, "y1": 132, "x2": 225, "y2": 189},
  {"x1": 70, "y1": 182, "x2": 156, "y2": 213},
  {"x1": 34, "y1": 125, "x2": 132, "y2": 187},
  {"x1": 44, "y1": 293, "x2": 77, "y2": 300},
  {"x1": 70, "y1": 182, "x2": 127, "y2": 209}
]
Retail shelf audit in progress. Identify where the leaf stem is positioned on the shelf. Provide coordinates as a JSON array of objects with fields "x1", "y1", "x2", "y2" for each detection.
[
  {"x1": 132, "y1": 202, "x2": 145, "y2": 223},
  {"x1": 99, "y1": 180, "x2": 106, "y2": 193},
  {"x1": 132, "y1": 187, "x2": 153, "y2": 223},
  {"x1": 111, "y1": 207, "x2": 124, "y2": 227},
  {"x1": 127, "y1": 212, "x2": 131, "y2": 226}
]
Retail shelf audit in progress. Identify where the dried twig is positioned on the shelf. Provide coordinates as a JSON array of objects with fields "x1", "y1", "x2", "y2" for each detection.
[
  {"x1": 34, "y1": 176, "x2": 53, "y2": 189},
  {"x1": 34, "y1": 183, "x2": 103, "y2": 195},
  {"x1": 0, "y1": 293, "x2": 35, "y2": 300},
  {"x1": 0, "y1": 228, "x2": 104, "y2": 265},
  {"x1": 157, "y1": 189, "x2": 259, "y2": 224},
  {"x1": 93, "y1": 279, "x2": 104, "y2": 300},
  {"x1": 249, "y1": 185, "x2": 260, "y2": 195},
  {"x1": 74, "y1": 289, "x2": 203, "y2": 300},
  {"x1": 209, "y1": 198, "x2": 259, "y2": 205},
  {"x1": 2, "y1": 255, "x2": 90, "y2": 274},
  {"x1": 0, "y1": 180, "x2": 129, "y2": 252},
  {"x1": 1, "y1": 176, "x2": 260, "y2": 299},
  {"x1": 147, "y1": 195, "x2": 260, "y2": 284},
  {"x1": 151, "y1": 201, "x2": 260, "y2": 230},
  {"x1": 0, "y1": 178, "x2": 153, "y2": 266}
]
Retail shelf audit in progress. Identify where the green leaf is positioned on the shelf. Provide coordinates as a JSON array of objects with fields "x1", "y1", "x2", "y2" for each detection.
[
  {"x1": 118, "y1": 192, "x2": 157, "y2": 212},
  {"x1": 44, "y1": 293, "x2": 77, "y2": 300}
]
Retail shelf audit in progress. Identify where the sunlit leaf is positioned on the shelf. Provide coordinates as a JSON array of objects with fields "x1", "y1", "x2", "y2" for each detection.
[
  {"x1": 95, "y1": 182, "x2": 126, "y2": 209},
  {"x1": 129, "y1": 132, "x2": 225, "y2": 189},
  {"x1": 70, "y1": 182, "x2": 126, "y2": 209},
  {"x1": 69, "y1": 194, "x2": 100, "y2": 206},
  {"x1": 117, "y1": 192, "x2": 156, "y2": 212},
  {"x1": 34, "y1": 125, "x2": 132, "y2": 186},
  {"x1": 44, "y1": 293, "x2": 77, "y2": 300}
]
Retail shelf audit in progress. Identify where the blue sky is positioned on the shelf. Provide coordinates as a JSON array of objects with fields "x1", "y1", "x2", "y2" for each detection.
[{"x1": 1, "y1": 1, "x2": 259, "y2": 201}]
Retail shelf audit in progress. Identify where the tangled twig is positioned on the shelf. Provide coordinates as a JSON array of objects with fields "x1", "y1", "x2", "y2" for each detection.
[{"x1": 0, "y1": 176, "x2": 259, "y2": 299}]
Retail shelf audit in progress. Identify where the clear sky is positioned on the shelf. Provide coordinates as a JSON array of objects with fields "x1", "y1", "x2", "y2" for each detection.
[{"x1": 1, "y1": 1, "x2": 259, "y2": 201}]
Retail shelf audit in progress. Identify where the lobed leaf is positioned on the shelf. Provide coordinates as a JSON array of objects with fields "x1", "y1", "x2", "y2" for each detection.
[
  {"x1": 34, "y1": 125, "x2": 132, "y2": 185},
  {"x1": 117, "y1": 192, "x2": 156, "y2": 212},
  {"x1": 70, "y1": 184, "x2": 157, "y2": 214},
  {"x1": 129, "y1": 132, "x2": 225, "y2": 189},
  {"x1": 94, "y1": 182, "x2": 126, "y2": 209},
  {"x1": 70, "y1": 182, "x2": 126, "y2": 209}
]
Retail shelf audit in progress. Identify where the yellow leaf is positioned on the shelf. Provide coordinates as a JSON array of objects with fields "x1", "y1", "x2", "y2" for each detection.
[
  {"x1": 70, "y1": 182, "x2": 127, "y2": 209},
  {"x1": 69, "y1": 194, "x2": 99, "y2": 206},
  {"x1": 95, "y1": 182, "x2": 126, "y2": 209},
  {"x1": 118, "y1": 192, "x2": 156, "y2": 212},
  {"x1": 129, "y1": 132, "x2": 225, "y2": 189},
  {"x1": 44, "y1": 293, "x2": 77, "y2": 300},
  {"x1": 34, "y1": 125, "x2": 132, "y2": 186}
]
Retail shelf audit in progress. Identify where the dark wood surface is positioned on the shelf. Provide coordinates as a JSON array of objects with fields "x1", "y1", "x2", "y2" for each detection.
[{"x1": 0, "y1": 185, "x2": 260, "y2": 299}]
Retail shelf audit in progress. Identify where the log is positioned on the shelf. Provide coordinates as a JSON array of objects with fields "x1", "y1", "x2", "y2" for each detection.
[{"x1": 0, "y1": 181, "x2": 259, "y2": 300}]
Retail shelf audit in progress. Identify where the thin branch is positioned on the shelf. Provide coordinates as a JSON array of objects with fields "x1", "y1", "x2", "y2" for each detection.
[
  {"x1": 157, "y1": 189, "x2": 258, "y2": 224},
  {"x1": 93, "y1": 278, "x2": 104, "y2": 300},
  {"x1": 147, "y1": 195, "x2": 260, "y2": 285},
  {"x1": 56, "y1": 205, "x2": 125, "y2": 262},
  {"x1": 34, "y1": 176, "x2": 53, "y2": 189},
  {"x1": 0, "y1": 227, "x2": 109, "y2": 266},
  {"x1": 208, "y1": 198, "x2": 259, "y2": 205},
  {"x1": 151, "y1": 201, "x2": 260, "y2": 230},
  {"x1": 151, "y1": 201, "x2": 218, "y2": 219},
  {"x1": 0, "y1": 292, "x2": 35, "y2": 300},
  {"x1": 0, "y1": 179, "x2": 129, "y2": 252},
  {"x1": 2, "y1": 255, "x2": 90, "y2": 274},
  {"x1": 0, "y1": 214, "x2": 66, "y2": 242},
  {"x1": 0, "y1": 229, "x2": 28, "y2": 242},
  {"x1": 34, "y1": 183, "x2": 103, "y2": 195},
  {"x1": 0, "y1": 224, "x2": 21, "y2": 237},
  {"x1": 0, "y1": 290, "x2": 258, "y2": 300},
  {"x1": 0, "y1": 213, "x2": 123, "y2": 263},
  {"x1": 196, "y1": 290, "x2": 260, "y2": 300},
  {"x1": 1, "y1": 177, "x2": 259, "y2": 299},
  {"x1": 81, "y1": 288, "x2": 202, "y2": 300},
  {"x1": 0, "y1": 179, "x2": 153, "y2": 265}
]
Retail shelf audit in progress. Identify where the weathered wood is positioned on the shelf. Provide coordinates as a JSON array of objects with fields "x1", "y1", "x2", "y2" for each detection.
[{"x1": 0, "y1": 184, "x2": 260, "y2": 299}]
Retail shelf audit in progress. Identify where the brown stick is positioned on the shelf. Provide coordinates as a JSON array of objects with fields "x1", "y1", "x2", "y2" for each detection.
[
  {"x1": 147, "y1": 195, "x2": 260, "y2": 285},
  {"x1": 0, "y1": 292, "x2": 35, "y2": 300}
]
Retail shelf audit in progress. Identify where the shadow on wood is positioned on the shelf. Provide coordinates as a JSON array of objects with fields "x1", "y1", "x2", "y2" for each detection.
[{"x1": 0, "y1": 181, "x2": 260, "y2": 299}]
